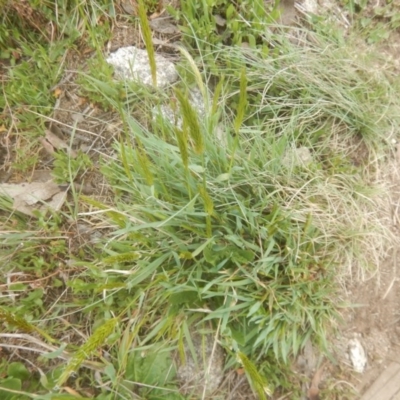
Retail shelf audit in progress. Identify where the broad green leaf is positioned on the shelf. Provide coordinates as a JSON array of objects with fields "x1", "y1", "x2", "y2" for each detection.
[
  {"x1": 104, "y1": 364, "x2": 116, "y2": 382},
  {"x1": 0, "y1": 378, "x2": 22, "y2": 400},
  {"x1": 126, "y1": 346, "x2": 176, "y2": 387},
  {"x1": 247, "y1": 301, "x2": 262, "y2": 317},
  {"x1": 7, "y1": 362, "x2": 30, "y2": 380},
  {"x1": 231, "y1": 248, "x2": 255, "y2": 263}
]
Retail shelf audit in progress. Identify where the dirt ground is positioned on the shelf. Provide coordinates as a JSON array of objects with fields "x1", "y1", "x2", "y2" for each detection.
[
  {"x1": 330, "y1": 148, "x2": 400, "y2": 398},
  {"x1": 324, "y1": 12, "x2": 400, "y2": 396},
  {"x1": 292, "y1": 133, "x2": 400, "y2": 400}
]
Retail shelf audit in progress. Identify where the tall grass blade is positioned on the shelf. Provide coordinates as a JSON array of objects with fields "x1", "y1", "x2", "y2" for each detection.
[
  {"x1": 234, "y1": 68, "x2": 248, "y2": 134},
  {"x1": 199, "y1": 184, "x2": 214, "y2": 237},
  {"x1": 175, "y1": 88, "x2": 204, "y2": 154},
  {"x1": 198, "y1": 184, "x2": 214, "y2": 216},
  {"x1": 138, "y1": 0, "x2": 157, "y2": 86},
  {"x1": 211, "y1": 76, "x2": 224, "y2": 116},
  {"x1": 178, "y1": 45, "x2": 206, "y2": 100},
  {"x1": 174, "y1": 126, "x2": 189, "y2": 169},
  {"x1": 80, "y1": 196, "x2": 127, "y2": 228},
  {"x1": 136, "y1": 143, "x2": 154, "y2": 186}
]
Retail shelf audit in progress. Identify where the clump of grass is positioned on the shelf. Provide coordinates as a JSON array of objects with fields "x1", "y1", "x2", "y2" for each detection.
[
  {"x1": 102, "y1": 108, "x2": 338, "y2": 354},
  {"x1": 95, "y1": 28, "x2": 399, "y2": 394}
]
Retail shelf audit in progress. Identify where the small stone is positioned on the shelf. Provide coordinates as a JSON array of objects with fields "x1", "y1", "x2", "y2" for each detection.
[
  {"x1": 348, "y1": 338, "x2": 367, "y2": 373},
  {"x1": 176, "y1": 332, "x2": 225, "y2": 396},
  {"x1": 302, "y1": 0, "x2": 319, "y2": 13},
  {"x1": 283, "y1": 146, "x2": 313, "y2": 168},
  {"x1": 214, "y1": 14, "x2": 227, "y2": 27},
  {"x1": 149, "y1": 17, "x2": 180, "y2": 35},
  {"x1": 71, "y1": 113, "x2": 84, "y2": 123},
  {"x1": 106, "y1": 46, "x2": 178, "y2": 88},
  {"x1": 153, "y1": 88, "x2": 207, "y2": 128}
]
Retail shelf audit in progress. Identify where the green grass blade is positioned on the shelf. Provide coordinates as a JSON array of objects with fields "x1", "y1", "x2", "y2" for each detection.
[{"x1": 138, "y1": 0, "x2": 157, "y2": 86}]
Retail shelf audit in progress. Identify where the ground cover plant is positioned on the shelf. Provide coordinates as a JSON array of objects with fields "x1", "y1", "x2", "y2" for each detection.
[{"x1": 1, "y1": 1, "x2": 400, "y2": 399}]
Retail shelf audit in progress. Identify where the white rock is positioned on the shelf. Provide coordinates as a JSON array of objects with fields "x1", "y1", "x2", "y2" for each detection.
[
  {"x1": 106, "y1": 46, "x2": 178, "y2": 88},
  {"x1": 348, "y1": 338, "x2": 367, "y2": 373},
  {"x1": 300, "y1": 0, "x2": 318, "y2": 14},
  {"x1": 176, "y1": 333, "x2": 225, "y2": 396},
  {"x1": 283, "y1": 146, "x2": 313, "y2": 168},
  {"x1": 153, "y1": 88, "x2": 207, "y2": 130},
  {"x1": 153, "y1": 88, "x2": 229, "y2": 147}
]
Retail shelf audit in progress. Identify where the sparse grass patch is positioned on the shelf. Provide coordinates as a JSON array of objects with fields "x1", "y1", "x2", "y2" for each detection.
[
  {"x1": 340, "y1": 0, "x2": 400, "y2": 43},
  {"x1": 0, "y1": 0, "x2": 114, "y2": 173},
  {"x1": 168, "y1": 0, "x2": 275, "y2": 54}
]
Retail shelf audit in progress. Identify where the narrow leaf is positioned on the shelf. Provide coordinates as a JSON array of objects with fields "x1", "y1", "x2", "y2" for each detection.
[
  {"x1": 237, "y1": 352, "x2": 271, "y2": 399},
  {"x1": 102, "y1": 252, "x2": 141, "y2": 264},
  {"x1": 138, "y1": 0, "x2": 157, "y2": 86},
  {"x1": 136, "y1": 145, "x2": 154, "y2": 186},
  {"x1": 174, "y1": 126, "x2": 189, "y2": 168},
  {"x1": 175, "y1": 88, "x2": 204, "y2": 154},
  {"x1": 234, "y1": 68, "x2": 248, "y2": 134},
  {"x1": 198, "y1": 185, "x2": 214, "y2": 216}
]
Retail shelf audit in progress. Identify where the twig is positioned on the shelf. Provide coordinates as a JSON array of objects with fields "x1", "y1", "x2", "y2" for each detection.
[{"x1": 308, "y1": 362, "x2": 327, "y2": 400}]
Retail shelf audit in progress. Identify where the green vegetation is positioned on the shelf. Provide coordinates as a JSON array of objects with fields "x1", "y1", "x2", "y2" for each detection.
[{"x1": 1, "y1": 1, "x2": 399, "y2": 399}]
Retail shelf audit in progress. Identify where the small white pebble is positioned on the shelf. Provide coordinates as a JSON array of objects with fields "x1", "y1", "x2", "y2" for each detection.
[{"x1": 348, "y1": 338, "x2": 367, "y2": 373}]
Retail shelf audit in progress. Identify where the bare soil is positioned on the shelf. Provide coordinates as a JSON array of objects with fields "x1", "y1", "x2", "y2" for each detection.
[
  {"x1": 327, "y1": 23, "x2": 400, "y2": 398},
  {"x1": 331, "y1": 147, "x2": 400, "y2": 398}
]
